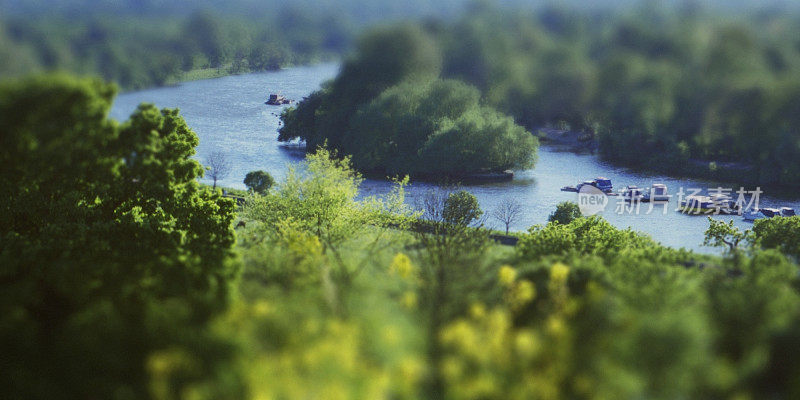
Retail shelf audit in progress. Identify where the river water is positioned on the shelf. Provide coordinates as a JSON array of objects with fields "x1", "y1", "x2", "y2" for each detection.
[{"x1": 110, "y1": 63, "x2": 800, "y2": 253}]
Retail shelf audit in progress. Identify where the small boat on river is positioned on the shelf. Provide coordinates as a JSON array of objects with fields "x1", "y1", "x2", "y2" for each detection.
[
  {"x1": 266, "y1": 94, "x2": 293, "y2": 105},
  {"x1": 743, "y1": 209, "x2": 767, "y2": 221},
  {"x1": 709, "y1": 194, "x2": 740, "y2": 215},
  {"x1": 621, "y1": 185, "x2": 644, "y2": 202},
  {"x1": 561, "y1": 177, "x2": 614, "y2": 194},
  {"x1": 678, "y1": 195, "x2": 716, "y2": 214},
  {"x1": 742, "y1": 207, "x2": 794, "y2": 222},
  {"x1": 642, "y1": 184, "x2": 670, "y2": 202}
]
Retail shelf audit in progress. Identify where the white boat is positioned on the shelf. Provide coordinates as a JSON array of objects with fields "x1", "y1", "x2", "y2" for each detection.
[
  {"x1": 743, "y1": 209, "x2": 767, "y2": 221},
  {"x1": 743, "y1": 208, "x2": 782, "y2": 222},
  {"x1": 642, "y1": 184, "x2": 670, "y2": 202},
  {"x1": 709, "y1": 194, "x2": 739, "y2": 215},
  {"x1": 621, "y1": 185, "x2": 644, "y2": 201},
  {"x1": 561, "y1": 177, "x2": 614, "y2": 194},
  {"x1": 679, "y1": 195, "x2": 716, "y2": 214}
]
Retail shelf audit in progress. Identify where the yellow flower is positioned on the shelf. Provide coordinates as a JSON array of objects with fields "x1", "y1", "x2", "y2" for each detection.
[
  {"x1": 498, "y1": 265, "x2": 517, "y2": 287},
  {"x1": 511, "y1": 279, "x2": 536, "y2": 308},
  {"x1": 398, "y1": 356, "x2": 425, "y2": 383},
  {"x1": 253, "y1": 300, "x2": 273, "y2": 317},
  {"x1": 390, "y1": 253, "x2": 415, "y2": 279},
  {"x1": 401, "y1": 291, "x2": 417, "y2": 309},
  {"x1": 547, "y1": 316, "x2": 566, "y2": 337},
  {"x1": 550, "y1": 263, "x2": 570, "y2": 283},
  {"x1": 514, "y1": 330, "x2": 541, "y2": 359},
  {"x1": 470, "y1": 302, "x2": 486, "y2": 319},
  {"x1": 441, "y1": 357, "x2": 464, "y2": 380}
]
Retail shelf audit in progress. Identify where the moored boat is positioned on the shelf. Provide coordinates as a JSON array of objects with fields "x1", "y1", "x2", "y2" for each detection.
[
  {"x1": 641, "y1": 183, "x2": 670, "y2": 202},
  {"x1": 709, "y1": 194, "x2": 740, "y2": 215},
  {"x1": 744, "y1": 207, "x2": 783, "y2": 222},
  {"x1": 621, "y1": 185, "x2": 644, "y2": 202},
  {"x1": 561, "y1": 177, "x2": 614, "y2": 194},
  {"x1": 678, "y1": 195, "x2": 715, "y2": 214},
  {"x1": 743, "y1": 209, "x2": 767, "y2": 221}
]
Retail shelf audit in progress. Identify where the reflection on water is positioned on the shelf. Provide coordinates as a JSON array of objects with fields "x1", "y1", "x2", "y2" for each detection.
[{"x1": 111, "y1": 63, "x2": 800, "y2": 253}]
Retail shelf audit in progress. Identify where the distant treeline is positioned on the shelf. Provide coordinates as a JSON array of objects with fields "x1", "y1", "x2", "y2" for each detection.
[
  {"x1": 0, "y1": 9, "x2": 354, "y2": 89},
  {"x1": 285, "y1": 3, "x2": 800, "y2": 186},
  {"x1": 431, "y1": 4, "x2": 800, "y2": 186}
]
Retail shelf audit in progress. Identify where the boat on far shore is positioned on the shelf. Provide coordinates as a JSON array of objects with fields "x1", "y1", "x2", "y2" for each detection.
[
  {"x1": 743, "y1": 207, "x2": 796, "y2": 221},
  {"x1": 621, "y1": 185, "x2": 643, "y2": 202},
  {"x1": 265, "y1": 94, "x2": 293, "y2": 105},
  {"x1": 561, "y1": 177, "x2": 614, "y2": 194},
  {"x1": 642, "y1": 184, "x2": 670, "y2": 202}
]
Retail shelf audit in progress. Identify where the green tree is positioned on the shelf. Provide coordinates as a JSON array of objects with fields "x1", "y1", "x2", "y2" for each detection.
[
  {"x1": 242, "y1": 147, "x2": 413, "y2": 311},
  {"x1": 703, "y1": 217, "x2": 750, "y2": 254},
  {"x1": 0, "y1": 74, "x2": 240, "y2": 399},
  {"x1": 751, "y1": 216, "x2": 800, "y2": 260},
  {"x1": 443, "y1": 190, "x2": 483, "y2": 226},
  {"x1": 279, "y1": 24, "x2": 441, "y2": 150},
  {"x1": 243, "y1": 170, "x2": 275, "y2": 194},
  {"x1": 548, "y1": 201, "x2": 582, "y2": 225},
  {"x1": 184, "y1": 11, "x2": 229, "y2": 68}
]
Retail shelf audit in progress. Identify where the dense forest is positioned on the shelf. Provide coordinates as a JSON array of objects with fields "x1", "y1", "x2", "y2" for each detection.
[
  {"x1": 5, "y1": 74, "x2": 800, "y2": 399},
  {"x1": 278, "y1": 24, "x2": 538, "y2": 177},
  {"x1": 0, "y1": 9, "x2": 354, "y2": 89},
  {"x1": 281, "y1": 3, "x2": 800, "y2": 186}
]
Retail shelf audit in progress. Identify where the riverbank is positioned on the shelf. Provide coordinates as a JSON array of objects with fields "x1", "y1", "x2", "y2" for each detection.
[
  {"x1": 535, "y1": 127, "x2": 799, "y2": 195},
  {"x1": 154, "y1": 58, "x2": 340, "y2": 91}
]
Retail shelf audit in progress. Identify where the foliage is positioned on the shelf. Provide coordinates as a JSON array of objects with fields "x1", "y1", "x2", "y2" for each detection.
[
  {"x1": 286, "y1": 4, "x2": 800, "y2": 186},
  {"x1": 547, "y1": 201, "x2": 582, "y2": 225},
  {"x1": 704, "y1": 217, "x2": 751, "y2": 253},
  {"x1": 0, "y1": 75, "x2": 240, "y2": 398},
  {"x1": 241, "y1": 148, "x2": 414, "y2": 310},
  {"x1": 243, "y1": 170, "x2": 274, "y2": 195},
  {"x1": 0, "y1": 7, "x2": 353, "y2": 89},
  {"x1": 443, "y1": 190, "x2": 483, "y2": 227},
  {"x1": 751, "y1": 216, "x2": 800, "y2": 260},
  {"x1": 280, "y1": 24, "x2": 441, "y2": 151},
  {"x1": 279, "y1": 27, "x2": 536, "y2": 177}
]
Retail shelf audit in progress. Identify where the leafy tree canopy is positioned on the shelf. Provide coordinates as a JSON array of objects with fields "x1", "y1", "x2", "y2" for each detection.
[
  {"x1": 243, "y1": 170, "x2": 275, "y2": 194},
  {"x1": 548, "y1": 201, "x2": 582, "y2": 225},
  {"x1": 0, "y1": 74, "x2": 239, "y2": 399}
]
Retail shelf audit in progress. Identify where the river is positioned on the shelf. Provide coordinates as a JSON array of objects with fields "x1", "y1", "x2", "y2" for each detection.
[{"x1": 110, "y1": 63, "x2": 800, "y2": 253}]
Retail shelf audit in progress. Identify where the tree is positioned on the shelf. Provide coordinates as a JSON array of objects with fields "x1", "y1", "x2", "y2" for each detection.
[
  {"x1": 243, "y1": 170, "x2": 274, "y2": 194},
  {"x1": 492, "y1": 197, "x2": 523, "y2": 234},
  {"x1": 751, "y1": 216, "x2": 800, "y2": 260},
  {"x1": 704, "y1": 217, "x2": 750, "y2": 254},
  {"x1": 184, "y1": 11, "x2": 228, "y2": 68},
  {"x1": 242, "y1": 147, "x2": 413, "y2": 312},
  {"x1": 345, "y1": 79, "x2": 538, "y2": 175},
  {"x1": 443, "y1": 190, "x2": 483, "y2": 226},
  {"x1": 279, "y1": 24, "x2": 442, "y2": 151},
  {"x1": 0, "y1": 74, "x2": 239, "y2": 398},
  {"x1": 412, "y1": 187, "x2": 491, "y2": 397},
  {"x1": 548, "y1": 201, "x2": 582, "y2": 224},
  {"x1": 205, "y1": 150, "x2": 231, "y2": 189}
]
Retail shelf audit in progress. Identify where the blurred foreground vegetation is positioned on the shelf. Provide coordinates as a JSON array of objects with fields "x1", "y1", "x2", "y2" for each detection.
[{"x1": 5, "y1": 74, "x2": 800, "y2": 399}]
